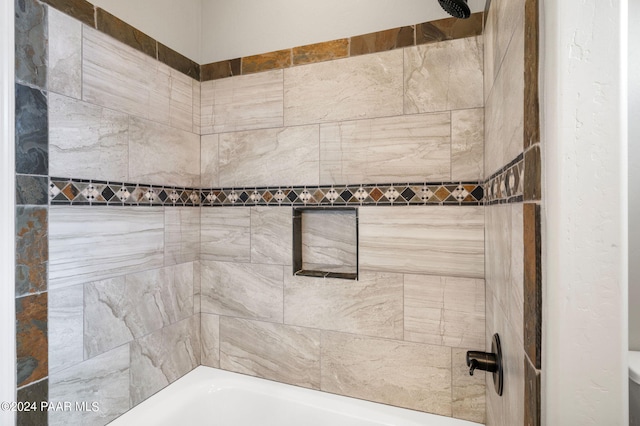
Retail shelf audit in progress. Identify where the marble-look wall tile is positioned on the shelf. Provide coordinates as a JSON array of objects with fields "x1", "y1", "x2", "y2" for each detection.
[
  {"x1": 49, "y1": 206, "x2": 164, "y2": 289},
  {"x1": 220, "y1": 317, "x2": 321, "y2": 389},
  {"x1": 319, "y1": 113, "x2": 451, "y2": 185},
  {"x1": 404, "y1": 37, "x2": 483, "y2": 114},
  {"x1": 16, "y1": 293, "x2": 48, "y2": 387},
  {"x1": 15, "y1": 84, "x2": 48, "y2": 175},
  {"x1": 359, "y1": 206, "x2": 484, "y2": 278},
  {"x1": 201, "y1": 313, "x2": 220, "y2": 368},
  {"x1": 484, "y1": 18, "x2": 524, "y2": 177},
  {"x1": 15, "y1": 0, "x2": 46, "y2": 88},
  {"x1": 83, "y1": 27, "x2": 194, "y2": 133},
  {"x1": 321, "y1": 331, "x2": 451, "y2": 415},
  {"x1": 200, "y1": 208, "x2": 250, "y2": 262},
  {"x1": 15, "y1": 206, "x2": 47, "y2": 297},
  {"x1": 452, "y1": 347, "x2": 486, "y2": 423},
  {"x1": 200, "y1": 70, "x2": 284, "y2": 134},
  {"x1": 130, "y1": 316, "x2": 200, "y2": 406},
  {"x1": 284, "y1": 271, "x2": 403, "y2": 339},
  {"x1": 49, "y1": 93, "x2": 129, "y2": 181},
  {"x1": 84, "y1": 264, "x2": 194, "y2": 358},
  {"x1": 193, "y1": 261, "x2": 201, "y2": 315},
  {"x1": 488, "y1": 0, "x2": 525, "y2": 89},
  {"x1": 17, "y1": 379, "x2": 48, "y2": 426},
  {"x1": 200, "y1": 134, "x2": 219, "y2": 187},
  {"x1": 404, "y1": 274, "x2": 485, "y2": 348},
  {"x1": 164, "y1": 208, "x2": 200, "y2": 266},
  {"x1": 16, "y1": 175, "x2": 49, "y2": 205},
  {"x1": 49, "y1": 284, "x2": 83, "y2": 374},
  {"x1": 292, "y1": 39, "x2": 349, "y2": 65},
  {"x1": 284, "y1": 50, "x2": 403, "y2": 126},
  {"x1": 451, "y1": 108, "x2": 484, "y2": 181},
  {"x1": 219, "y1": 125, "x2": 320, "y2": 187},
  {"x1": 200, "y1": 261, "x2": 283, "y2": 322},
  {"x1": 250, "y1": 207, "x2": 292, "y2": 265},
  {"x1": 192, "y1": 80, "x2": 201, "y2": 134},
  {"x1": 485, "y1": 204, "x2": 524, "y2": 347},
  {"x1": 128, "y1": 116, "x2": 200, "y2": 187},
  {"x1": 49, "y1": 345, "x2": 129, "y2": 426},
  {"x1": 300, "y1": 210, "x2": 357, "y2": 272},
  {"x1": 48, "y1": 7, "x2": 82, "y2": 98}
]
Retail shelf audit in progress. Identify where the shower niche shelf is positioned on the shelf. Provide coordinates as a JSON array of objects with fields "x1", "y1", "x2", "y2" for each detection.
[{"x1": 292, "y1": 207, "x2": 358, "y2": 280}]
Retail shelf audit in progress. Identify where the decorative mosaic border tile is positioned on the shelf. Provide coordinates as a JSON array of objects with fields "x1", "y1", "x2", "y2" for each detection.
[
  {"x1": 49, "y1": 178, "x2": 485, "y2": 207},
  {"x1": 484, "y1": 154, "x2": 524, "y2": 205}
]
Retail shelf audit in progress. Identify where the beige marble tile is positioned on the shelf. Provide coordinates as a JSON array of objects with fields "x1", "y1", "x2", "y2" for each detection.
[
  {"x1": 201, "y1": 134, "x2": 219, "y2": 187},
  {"x1": 193, "y1": 261, "x2": 201, "y2": 315},
  {"x1": 404, "y1": 36, "x2": 483, "y2": 114},
  {"x1": 49, "y1": 345, "x2": 130, "y2": 426},
  {"x1": 359, "y1": 206, "x2": 484, "y2": 278},
  {"x1": 128, "y1": 116, "x2": 200, "y2": 187},
  {"x1": 452, "y1": 347, "x2": 486, "y2": 423},
  {"x1": 192, "y1": 79, "x2": 201, "y2": 134},
  {"x1": 451, "y1": 108, "x2": 484, "y2": 181},
  {"x1": 284, "y1": 271, "x2": 403, "y2": 339},
  {"x1": 250, "y1": 207, "x2": 292, "y2": 265},
  {"x1": 201, "y1": 313, "x2": 220, "y2": 368},
  {"x1": 284, "y1": 50, "x2": 403, "y2": 126},
  {"x1": 484, "y1": 3, "x2": 497, "y2": 101},
  {"x1": 201, "y1": 70, "x2": 284, "y2": 134},
  {"x1": 164, "y1": 207, "x2": 200, "y2": 266},
  {"x1": 220, "y1": 317, "x2": 321, "y2": 389},
  {"x1": 300, "y1": 209, "x2": 357, "y2": 273},
  {"x1": 321, "y1": 332, "x2": 452, "y2": 415},
  {"x1": 200, "y1": 208, "x2": 251, "y2": 262},
  {"x1": 218, "y1": 125, "x2": 320, "y2": 187},
  {"x1": 49, "y1": 284, "x2": 84, "y2": 374},
  {"x1": 484, "y1": 18, "x2": 524, "y2": 177},
  {"x1": 404, "y1": 274, "x2": 485, "y2": 349},
  {"x1": 320, "y1": 113, "x2": 451, "y2": 185},
  {"x1": 130, "y1": 316, "x2": 200, "y2": 406},
  {"x1": 492, "y1": 0, "x2": 525, "y2": 86},
  {"x1": 83, "y1": 26, "x2": 194, "y2": 133},
  {"x1": 84, "y1": 264, "x2": 194, "y2": 358},
  {"x1": 200, "y1": 261, "x2": 283, "y2": 322},
  {"x1": 49, "y1": 206, "x2": 164, "y2": 290},
  {"x1": 47, "y1": 7, "x2": 82, "y2": 98},
  {"x1": 49, "y1": 93, "x2": 129, "y2": 181}
]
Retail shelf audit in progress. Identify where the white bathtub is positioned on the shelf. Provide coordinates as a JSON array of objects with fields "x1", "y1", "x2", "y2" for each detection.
[{"x1": 110, "y1": 366, "x2": 483, "y2": 426}]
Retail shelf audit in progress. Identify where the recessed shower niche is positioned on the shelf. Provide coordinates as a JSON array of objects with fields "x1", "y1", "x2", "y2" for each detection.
[{"x1": 292, "y1": 207, "x2": 358, "y2": 280}]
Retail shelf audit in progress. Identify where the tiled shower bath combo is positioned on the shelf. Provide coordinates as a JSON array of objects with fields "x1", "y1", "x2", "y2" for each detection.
[{"x1": 14, "y1": 0, "x2": 541, "y2": 425}]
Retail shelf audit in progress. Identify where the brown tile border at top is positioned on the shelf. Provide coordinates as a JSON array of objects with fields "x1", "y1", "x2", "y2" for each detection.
[{"x1": 201, "y1": 12, "x2": 483, "y2": 80}]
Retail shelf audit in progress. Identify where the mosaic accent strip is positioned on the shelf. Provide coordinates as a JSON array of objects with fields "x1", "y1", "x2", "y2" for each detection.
[
  {"x1": 49, "y1": 178, "x2": 485, "y2": 207},
  {"x1": 484, "y1": 154, "x2": 524, "y2": 205}
]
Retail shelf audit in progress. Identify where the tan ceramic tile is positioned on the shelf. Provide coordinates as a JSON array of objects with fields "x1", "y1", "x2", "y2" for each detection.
[
  {"x1": 250, "y1": 207, "x2": 292, "y2": 265},
  {"x1": 284, "y1": 50, "x2": 403, "y2": 126},
  {"x1": 321, "y1": 331, "x2": 452, "y2": 415},
  {"x1": 220, "y1": 317, "x2": 321, "y2": 389},
  {"x1": 300, "y1": 209, "x2": 357, "y2": 273},
  {"x1": 200, "y1": 208, "x2": 250, "y2": 262},
  {"x1": 200, "y1": 134, "x2": 219, "y2": 187},
  {"x1": 452, "y1": 108, "x2": 484, "y2": 181},
  {"x1": 164, "y1": 208, "x2": 200, "y2": 266},
  {"x1": 48, "y1": 7, "x2": 82, "y2": 98},
  {"x1": 452, "y1": 347, "x2": 486, "y2": 423},
  {"x1": 404, "y1": 274, "x2": 485, "y2": 348},
  {"x1": 201, "y1": 314, "x2": 220, "y2": 368},
  {"x1": 284, "y1": 270, "x2": 403, "y2": 339},
  {"x1": 404, "y1": 36, "x2": 483, "y2": 114}
]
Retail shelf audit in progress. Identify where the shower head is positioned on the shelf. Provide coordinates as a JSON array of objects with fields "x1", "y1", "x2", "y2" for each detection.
[{"x1": 438, "y1": 0, "x2": 471, "y2": 19}]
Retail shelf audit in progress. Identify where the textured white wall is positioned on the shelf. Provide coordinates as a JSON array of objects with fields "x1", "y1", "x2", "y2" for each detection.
[
  {"x1": 87, "y1": 0, "x2": 202, "y2": 62},
  {"x1": 0, "y1": 0, "x2": 16, "y2": 421},
  {"x1": 87, "y1": 0, "x2": 486, "y2": 64},
  {"x1": 629, "y1": 0, "x2": 640, "y2": 350},
  {"x1": 543, "y1": 0, "x2": 628, "y2": 424}
]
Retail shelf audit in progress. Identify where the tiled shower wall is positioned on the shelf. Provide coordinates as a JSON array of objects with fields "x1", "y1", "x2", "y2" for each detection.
[
  {"x1": 483, "y1": 0, "x2": 541, "y2": 425},
  {"x1": 14, "y1": 1, "x2": 499, "y2": 426},
  {"x1": 197, "y1": 34, "x2": 487, "y2": 423}
]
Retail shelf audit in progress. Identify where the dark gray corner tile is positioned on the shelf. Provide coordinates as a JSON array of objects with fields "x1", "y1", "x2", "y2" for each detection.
[
  {"x1": 17, "y1": 379, "x2": 48, "y2": 426},
  {"x1": 15, "y1": 0, "x2": 47, "y2": 88},
  {"x1": 15, "y1": 206, "x2": 48, "y2": 297},
  {"x1": 15, "y1": 84, "x2": 48, "y2": 175},
  {"x1": 158, "y1": 43, "x2": 200, "y2": 80},
  {"x1": 200, "y1": 59, "x2": 241, "y2": 81},
  {"x1": 16, "y1": 175, "x2": 49, "y2": 205}
]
